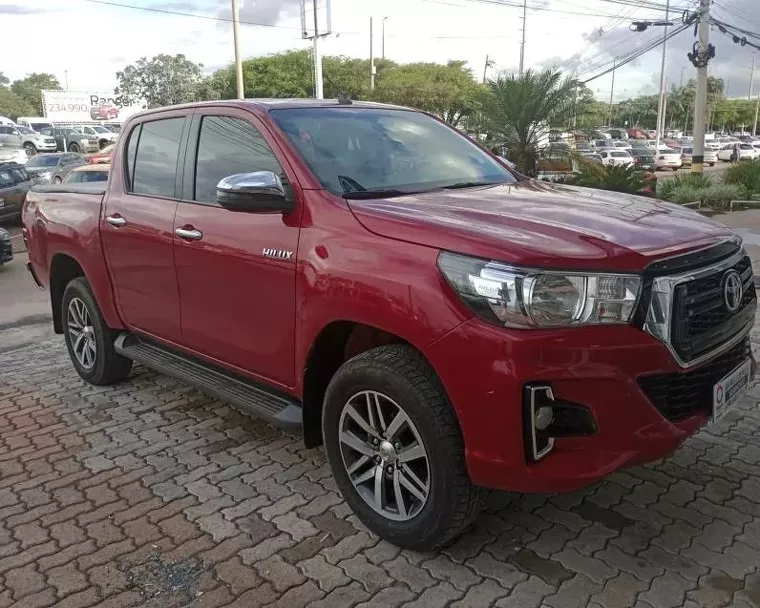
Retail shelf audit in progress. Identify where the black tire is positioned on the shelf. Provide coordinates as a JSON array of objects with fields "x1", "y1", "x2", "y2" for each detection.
[
  {"x1": 53, "y1": 176, "x2": 62, "y2": 184},
  {"x1": 710, "y1": 163, "x2": 716, "y2": 167},
  {"x1": 62, "y1": 277, "x2": 132, "y2": 385},
  {"x1": 99, "y1": 139, "x2": 109, "y2": 150},
  {"x1": 322, "y1": 344, "x2": 483, "y2": 551},
  {"x1": 23, "y1": 143, "x2": 36, "y2": 156},
  {"x1": 69, "y1": 143, "x2": 80, "y2": 153}
]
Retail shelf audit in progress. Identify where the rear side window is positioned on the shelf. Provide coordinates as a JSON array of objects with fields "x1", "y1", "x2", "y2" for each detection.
[
  {"x1": 131, "y1": 118, "x2": 184, "y2": 198},
  {"x1": 124, "y1": 124, "x2": 140, "y2": 190},
  {"x1": 193, "y1": 115, "x2": 282, "y2": 204}
]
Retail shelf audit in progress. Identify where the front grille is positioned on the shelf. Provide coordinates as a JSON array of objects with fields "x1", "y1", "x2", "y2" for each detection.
[
  {"x1": 671, "y1": 255, "x2": 756, "y2": 361},
  {"x1": 638, "y1": 338, "x2": 752, "y2": 421}
]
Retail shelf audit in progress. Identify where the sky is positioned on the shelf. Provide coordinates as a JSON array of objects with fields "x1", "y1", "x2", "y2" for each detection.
[{"x1": 0, "y1": 0, "x2": 758, "y2": 103}]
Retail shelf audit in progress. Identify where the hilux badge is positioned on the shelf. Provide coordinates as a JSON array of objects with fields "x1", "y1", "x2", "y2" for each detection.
[{"x1": 262, "y1": 248, "x2": 293, "y2": 261}]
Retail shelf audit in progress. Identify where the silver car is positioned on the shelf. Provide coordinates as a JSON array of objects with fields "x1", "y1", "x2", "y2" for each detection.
[
  {"x1": 0, "y1": 125, "x2": 57, "y2": 155},
  {"x1": 24, "y1": 153, "x2": 87, "y2": 184},
  {"x1": 71, "y1": 125, "x2": 118, "y2": 150}
]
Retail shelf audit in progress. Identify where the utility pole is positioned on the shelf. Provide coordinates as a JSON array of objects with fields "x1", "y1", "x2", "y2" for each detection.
[
  {"x1": 369, "y1": 17, "x2": 375, "y2": 90},
  {"x1": 312, "y1": 0, "x2": 323, "y2": 99},
  {"x1": 750, "y1": 52, "x2": 757, "y2": 101},
  {"x1": 518, "y1": 0, "x2": 527, "y2": 76},
  {"x1": 382, "y1": 17, "x2": 388, "y2": 60},
  {"x1": 231, "y1": 0, "x2": 244, "y2": 99},
  {"x1": 483, "y1": 55, "x2": 490, "y2": 84},
  {"x1": 654, "y1": 0, "x2": 670, "y2": 153},
  {"x1": 692, "y1": 0, "x2": 710, "y2": 173},
  {"x1": 64, "y1": 70, "x2": 69, "y2": 92},
  {"x1": 753, "y1": 95, "x2": 759, "y2": 135},
  {"x1": 680, "y1": 66, "x2": 685, "y2": 87},
  {"x1": 608, "y1": 59, "x2": 616, "y2": 127}
]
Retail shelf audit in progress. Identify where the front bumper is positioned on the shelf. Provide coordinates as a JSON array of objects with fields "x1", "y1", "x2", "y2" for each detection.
[
  {"x1": 79, "y1": 142, "x2": 100, "y2": 153},
  {"x1": 424, "y1": 318, "x2": 755, "y2": 493},
  {"x1": 34, "y1": 141, "x2": 57, "y2": 152}
]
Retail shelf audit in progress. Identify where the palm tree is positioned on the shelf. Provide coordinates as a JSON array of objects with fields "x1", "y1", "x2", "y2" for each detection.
[{"x1": 481, "y1": 69, "x2": 578, "y2": 176}]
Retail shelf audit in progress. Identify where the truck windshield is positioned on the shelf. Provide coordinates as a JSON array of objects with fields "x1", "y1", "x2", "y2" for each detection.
[{"x1": 270, "y1": 107, "x2": 516, "y2": 196}]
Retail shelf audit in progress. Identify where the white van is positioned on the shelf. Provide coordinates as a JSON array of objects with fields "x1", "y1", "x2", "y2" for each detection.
[
  {"x1": 16, "y1": 117, "x2": 54, "y2": 133},
  {"x1": 0, "y1": 116, "x2": 16, "y2": 127}
]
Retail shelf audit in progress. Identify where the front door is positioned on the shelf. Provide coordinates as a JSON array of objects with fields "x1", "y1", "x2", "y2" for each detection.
[
  {"x1": 101, "y1": 113, "x2": 188, "y2": 343},
  {"x1": 172, "y1": 110, "x2": 300, "y2": 388}
]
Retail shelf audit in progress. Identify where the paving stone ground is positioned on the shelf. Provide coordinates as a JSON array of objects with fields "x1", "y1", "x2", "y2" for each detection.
[{"x1": 1, "y1": 322, "x2": 760, "y2": 608}]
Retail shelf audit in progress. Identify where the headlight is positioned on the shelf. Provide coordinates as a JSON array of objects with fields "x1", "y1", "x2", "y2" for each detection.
[
  {"x1": 37, "y1": 171, "x2": 51, "y2": 181},
  {"x1": 80, "y1": 139, "x2": 89, "y2": 144},
  {"x1": 438, "y1": 252, "x2": 641, "y2": 328}
]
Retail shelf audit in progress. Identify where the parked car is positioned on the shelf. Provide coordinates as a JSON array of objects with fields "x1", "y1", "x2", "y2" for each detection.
[
  {"x1": 598, "y1": 149, "x2": 634, "y2": 167},
  {"x1": 62, "y1": 164, "x2": 110, "y2": 184},
  {"x1": 718, "y1": 143, "x2": 757, "y2": 162},
  {"x1": 15, "y1": 117, "x2": 54, "y2": 133},
  {"x1": 0, "y1": 226, "x2": 11, "y2": 265},
  {"x1": 87, "y1": 143, "x2": 115, "y2": 164},
  {"x1": 72, "y1": 125, "x2": 118, "y2": 150},
  {"x1": 613, "y1": 141, "x2": 632, "y2": 151},
  {"x1": 654, "y1": 147, "x2": 682, "y2": 171},
  {"x1": 23, "y1": 99, "x2": 757, "y2": 551},
  {"x1": 24, "y1": 153, "x2": 86, "y2": 184},
  {"x1": 0, "y1": 162, "x2": 33, "y2": 223},
  {"x1": 0, "y1": 145, "x2": 30, "y2": 165},
  {"x1": 40, "y1": 128, "x2": 99, "y2": 154},
  {"x1": 90, "y1": 103, "x2": 119, "y2": 120},
  {"x1": 630, "y1": 148, "x2": 656, "y2": 171},
  {"x1": 101, "y1": 124, "x2": 122, "y2": 133},
  {"x1": 679, "y1": 147, "x2": 717, "y2": 167},
  {"x1": 574, "y1": 141, "x2": 593, "y2": 153},
  {"x1": 0, "y1": 125, "x2": 57, "y2": 155}
]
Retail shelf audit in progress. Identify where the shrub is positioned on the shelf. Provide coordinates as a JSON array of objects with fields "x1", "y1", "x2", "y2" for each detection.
[
  {"x1": 723, "y1": 161, "x2": 760, "y2": 195},
  {"x1": 571, "y1": 163, "x2": 646, "y2": 194},
  {"x1": 701, "y1": 184, "x2": 747, "y2": 208},
  {"x1": 657, "y1": 172, "x2": 712, "y2": 201},
  {"x1": 667, "y1": 185, "x2": 702, "y2": 205}
]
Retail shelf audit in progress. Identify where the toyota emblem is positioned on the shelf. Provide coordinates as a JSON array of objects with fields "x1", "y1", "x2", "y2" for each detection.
[{"x1": 723, "y1": 270, "x2": 743, "y2": 313}]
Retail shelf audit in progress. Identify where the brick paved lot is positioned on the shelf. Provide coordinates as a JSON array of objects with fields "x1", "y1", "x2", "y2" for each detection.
[{"x1": 1, "y1": 327, "x2": 760, "y2": 608}]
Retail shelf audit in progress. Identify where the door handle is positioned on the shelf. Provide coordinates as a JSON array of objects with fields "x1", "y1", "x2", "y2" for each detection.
[
  {"x1": 175, "y1": 227, "x2": 203, "y2": 241},
  {"x1": 106, "y1": 214, "x2": 126, "y2": 227}
]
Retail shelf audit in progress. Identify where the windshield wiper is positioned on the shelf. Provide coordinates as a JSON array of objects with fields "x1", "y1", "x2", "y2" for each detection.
[
  {"x1": 437, "y1": 180, "x2": 503, "y2": 190},
  {"x1": 342, "y1": 189, "x2": 410, "y2": 200}
]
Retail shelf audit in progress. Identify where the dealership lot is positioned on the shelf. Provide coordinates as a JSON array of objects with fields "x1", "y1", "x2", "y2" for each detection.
[{"x1": 1, "y1": 261, "x2": 760, "y2": 608}]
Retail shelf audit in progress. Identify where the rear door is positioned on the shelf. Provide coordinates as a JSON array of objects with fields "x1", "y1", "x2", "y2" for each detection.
[
  {"x1": 172, "y1": 108, "x2": 300, "y2": 387},
  {"x1": 101, "y1": 112, "x2": 189, "y2": 343}
]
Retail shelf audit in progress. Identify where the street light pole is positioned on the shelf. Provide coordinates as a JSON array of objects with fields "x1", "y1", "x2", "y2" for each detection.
[
  {"x1": 654, "y1": 0, "x2": 670, "y2": 153},
  {"x1": 608, "y1": 59, "x2": 616, "y2": 128},
  {"x1": 231, "y1": 0, "x2": 244, "y2": 99},
  {"x1": 370, "y1": 17, "x2": 375, "y2": 90},
  {"x1": 312, "y1": 0, "x2": 323, "y2": 99},
  {"x1": 692, "y1": 0, "x2": 710, "y2": 173},
  {"x1": 518, "y1": 0, "x2": 527, "y2": 76},
  {"x1": 382, "y1": 17, "x2": 388, "y2": 60},
  {"x1": 750, "y1": 52, "x2": 757, "y2": 101}
]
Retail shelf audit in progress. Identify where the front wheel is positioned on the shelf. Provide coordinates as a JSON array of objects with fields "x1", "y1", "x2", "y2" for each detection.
[
  {"x1": 322, "y1": 345, "x2": 482, "y2": 551},
  {"x1": 23, "y1": 143, "x2": 37, "y2": 156},
  {"x1": 69, "y1": 143, "x2": 80, "y2": 153},
  {"x1": 62, "y1": 277, "x2": 133, "y2": 385},
  {"x1": 53, "y1": 176, "x2": 62, "y2": 183}
]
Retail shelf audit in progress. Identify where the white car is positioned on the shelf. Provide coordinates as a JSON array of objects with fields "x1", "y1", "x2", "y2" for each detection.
[
  {"x1": 613, "y1": 141, "x2": 633, "y2": 151},
  {"x1": 72, "y1": 125, "x2": 117, "y2": 149},
  {"x1": 717, "y1": 143, "x2": 757, "y2": 162},
  {"x1": 654, "y1": 147, "x2": 682, "y2": 170},
  {"x1": 0, "y1": 145, "x2": 29, "y2": 165},
  {"x1": 598, "y1": 150, "x2": 634, "y2": 167}
]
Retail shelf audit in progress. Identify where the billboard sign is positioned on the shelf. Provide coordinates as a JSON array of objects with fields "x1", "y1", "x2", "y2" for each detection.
[{"x1": 42, "y1": 90, "x2": 144, "y2": 123}]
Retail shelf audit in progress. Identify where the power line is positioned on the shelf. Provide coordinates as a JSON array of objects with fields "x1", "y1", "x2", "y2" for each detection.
[{"x1": 420, "y1": 0, "x2": 649, "y2": 20}]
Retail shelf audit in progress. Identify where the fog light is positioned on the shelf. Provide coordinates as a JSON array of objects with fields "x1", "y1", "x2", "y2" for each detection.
[{"x1": 535, "y1": 406, "x2": 554, "y2": 431}]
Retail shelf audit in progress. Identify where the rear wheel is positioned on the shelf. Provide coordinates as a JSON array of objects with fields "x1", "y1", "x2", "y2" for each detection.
[
  {"x1": 62, "y1": 277, "x2": 133, "y2": 385},
  {"x1": 322, "y1": 345, "x2": 482, "y2": 551},
  {"x1": 53, "y1": 176, "x2": 62, "y2": 184},
  {"x1": 69, "y1": 143, "x2": 80, "y2": 153}
]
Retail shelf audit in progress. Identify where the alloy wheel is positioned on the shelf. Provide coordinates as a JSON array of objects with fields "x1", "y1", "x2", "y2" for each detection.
[
  {"x1": 67, "y1": 297, "x2": 96, "y2": 369},
  {"x1": 338, "y1": 390, "x2": 430, "y2": 521}
]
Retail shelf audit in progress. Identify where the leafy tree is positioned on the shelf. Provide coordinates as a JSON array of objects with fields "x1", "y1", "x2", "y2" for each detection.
[
  {"x1": 373, "y1": 61, "x2": 483, "y2": 127},
  {"x1": 0, "y1": 87, "x2": 34, "y2": 120},
  {"x1": 0, "y1": 72, "x2": 9, "y2": 88},
  {"x1": 116, "y1": 54, "x2": 208, "y2": 108},
  {"x1": 10, "y1": 73, "x2": 61, "y2": 115},
  {"x1": 481, "y1": 69, "x2": 577, "y2": 175}
]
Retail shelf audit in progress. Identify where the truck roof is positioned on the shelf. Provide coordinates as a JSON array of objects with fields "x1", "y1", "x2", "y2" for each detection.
[{"x1": 132, "y1": 98, "x2": 411, "y2": 120}]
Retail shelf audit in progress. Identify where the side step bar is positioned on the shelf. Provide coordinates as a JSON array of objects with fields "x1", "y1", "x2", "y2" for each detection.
[{"x1": 114, "y1": 334, "x2": 302, "y2": 431}]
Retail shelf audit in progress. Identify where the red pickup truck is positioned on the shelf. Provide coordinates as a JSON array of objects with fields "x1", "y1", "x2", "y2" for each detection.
[{"x1": 23, "y1": 100, "x2": 756, "y2": 550}]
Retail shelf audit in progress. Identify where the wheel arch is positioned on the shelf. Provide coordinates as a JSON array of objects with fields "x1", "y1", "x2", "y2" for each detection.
[
  {"x1": 49, "y1": 253, "x2": 86, "y2": 333},
  {"x1": 301, "y1": 320, "x2": 442, "y2": 448}
]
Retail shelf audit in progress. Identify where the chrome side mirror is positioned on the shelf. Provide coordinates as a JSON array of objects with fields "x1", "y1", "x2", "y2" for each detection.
[{"x1": 216, "y1": 171, "x2": 293, "y2": 213}]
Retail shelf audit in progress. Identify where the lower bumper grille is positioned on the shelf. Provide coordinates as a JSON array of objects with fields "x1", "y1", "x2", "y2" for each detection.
[{"x1": 638, "y1": 338, "x2": 753, "y2": 421}]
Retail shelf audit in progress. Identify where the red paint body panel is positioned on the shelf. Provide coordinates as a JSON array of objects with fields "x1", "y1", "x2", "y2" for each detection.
[{"x1": 21, "y1": 99, "x2": 748, "y2": 495}]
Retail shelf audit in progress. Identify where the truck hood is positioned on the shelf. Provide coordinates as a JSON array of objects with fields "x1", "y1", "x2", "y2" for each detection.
[{"x1": 347, "y1": 180, "x2": 734, "y2": 271}]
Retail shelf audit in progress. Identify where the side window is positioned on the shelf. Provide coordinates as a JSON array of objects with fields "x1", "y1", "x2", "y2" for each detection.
[
  {"x1": 65, "y1": 172, "x2": 82, "y2": 183},
  {"x1": 0, "y1": 171, "x2": 12, "y2": 187},
  {"x1": 0, "y1": 127, "x2": 9, "y2": 134},
  {"x1": 124, "y1": 124, "x2": 141, "y2": 191},
  {"x1": 131, "y1": 118, "x2": 184, "y2": 197},
  {"x1": 193, "y1": 115, "x2": 282, "y2": 204}
]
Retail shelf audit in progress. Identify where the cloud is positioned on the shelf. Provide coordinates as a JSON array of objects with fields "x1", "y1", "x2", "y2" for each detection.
[
  {"x1": 216, "y1": 0, "x2": 302, "y2": 27},
  {"x1": 0, "y1": 3, "x2": 48, "y2": 14}
]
